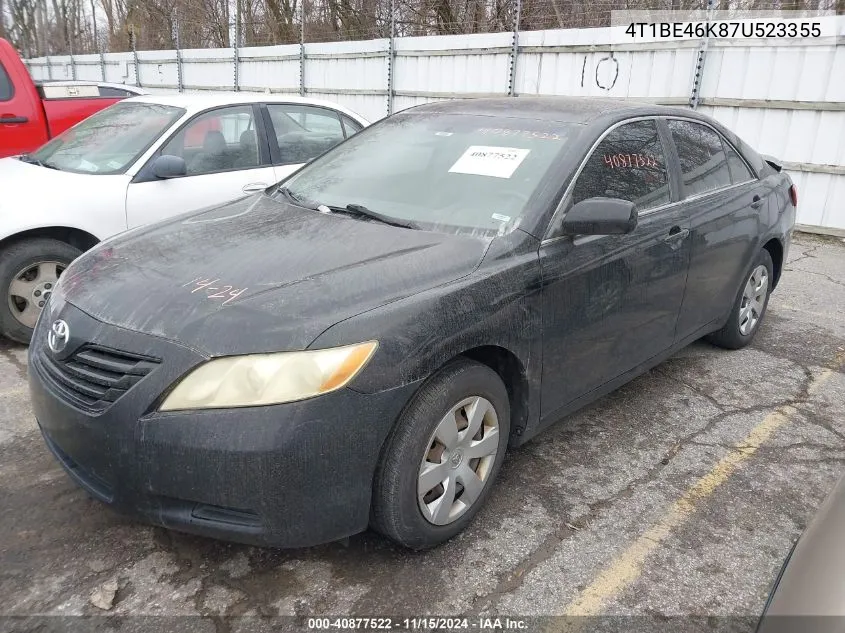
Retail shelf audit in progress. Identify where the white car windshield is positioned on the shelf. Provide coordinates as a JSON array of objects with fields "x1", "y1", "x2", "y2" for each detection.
[
  {"x1": 32, "y1": 102, "x2": 185, "y2": 175},
  {"x1": 279, "y1": 112, "x2": 577, "y2": 236}
]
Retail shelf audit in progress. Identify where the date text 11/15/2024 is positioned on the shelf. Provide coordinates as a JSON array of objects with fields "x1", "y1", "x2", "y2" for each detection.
[{"x1": 306, "y1": 617, "x2": 529, "y2": 631}]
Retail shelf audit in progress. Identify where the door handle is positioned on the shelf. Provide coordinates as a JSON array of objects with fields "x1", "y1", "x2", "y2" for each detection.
[
  {"x1": 242, "y1": 182, "x2": 269, "y2": 193},
  {"x1": 0, "y1": 116, "x2": 29, "y2": 124},
  {"x1": 750, "y1": 194, "x2": 764, "y2": 209},
  {"x1": 663, "y1": 227, "x2": 690, "y2": 244}
]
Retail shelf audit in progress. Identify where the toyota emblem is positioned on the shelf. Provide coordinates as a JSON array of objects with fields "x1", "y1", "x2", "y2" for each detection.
[{"x1": 47, "y1": 320, "x2": 70, "y2": 354}]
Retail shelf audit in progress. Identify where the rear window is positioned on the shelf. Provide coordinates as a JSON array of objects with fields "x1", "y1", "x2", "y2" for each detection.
[
  {"x1": 0, "y1": 61, "x2": 13, "y2": 102},
  {"x1": 98, "y1": 86, "x2": 136, "y2": 98}
]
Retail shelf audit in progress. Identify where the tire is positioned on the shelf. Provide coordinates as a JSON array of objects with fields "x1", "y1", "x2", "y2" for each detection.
[
  {"x1": 371, "y1": 358, "x2": 510, "y2": 549},
  {"x1": 0, "y1": 238, "x2": 81, "y2": 344},
  {"x1": 706, "y1": 248, "x2": 774, "y2": 350}
]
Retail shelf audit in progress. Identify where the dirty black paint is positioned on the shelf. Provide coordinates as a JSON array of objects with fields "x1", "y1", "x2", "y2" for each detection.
[{"x1": 29, "y1": 98, "x2": 796, "y2": 548}]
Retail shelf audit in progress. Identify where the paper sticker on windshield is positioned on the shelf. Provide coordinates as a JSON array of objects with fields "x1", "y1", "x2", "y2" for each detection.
[{"x1": 449, "y1": 146, "x2": 530, "y2": 179}]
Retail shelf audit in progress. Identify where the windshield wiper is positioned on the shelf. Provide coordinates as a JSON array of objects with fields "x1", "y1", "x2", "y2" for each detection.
[
  {"x1": 277, "y1": 186, "x2": 323, "y2": 211},
  {"x1": 18, "y1": 154, "x2": 58, "y2": 169},
  {"x1": 330, "y1": 203, "x2": 420, "y2": 230}
]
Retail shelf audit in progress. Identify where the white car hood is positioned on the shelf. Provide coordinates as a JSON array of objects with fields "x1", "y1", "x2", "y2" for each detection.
[{"x1": 0, "y1": 157, "x2": 131, "y2": 241}]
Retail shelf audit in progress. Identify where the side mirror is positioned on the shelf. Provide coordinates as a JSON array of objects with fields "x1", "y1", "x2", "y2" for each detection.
[
  {"x1": 152, "y1": 154, "x2": 187, "y2": 179},
  {"x1": 561, "y1": 197, "x2": 638, "y2": 236}
]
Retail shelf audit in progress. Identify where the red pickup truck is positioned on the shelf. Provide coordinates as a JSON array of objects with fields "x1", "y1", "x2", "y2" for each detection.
[{"x1": 0, "y1": 38, "x2": 143, "y2": 158}]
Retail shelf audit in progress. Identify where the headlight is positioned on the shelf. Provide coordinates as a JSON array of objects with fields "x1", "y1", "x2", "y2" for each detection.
[{"x1": 159, "y1": 341, "x2": 378, "y2": 411}]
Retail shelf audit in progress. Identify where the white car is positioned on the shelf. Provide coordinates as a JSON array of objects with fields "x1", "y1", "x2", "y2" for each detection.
[{"x1": 0, "y1": 93, "x2": 369, "y2": 343}]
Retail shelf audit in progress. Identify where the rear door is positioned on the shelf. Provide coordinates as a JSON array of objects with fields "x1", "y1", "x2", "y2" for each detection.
[
  {"x1": 539, "y1": 118, "x2": 692, "y2": 420},
  {"x1": 262, "y1": 103, "x2": 351, "y2": 182},
  {"x1": 125, "y1": 104, "x2": 276, "y2": 228},
  {"x1": 0, "y1": 57, "x2": 47, "y2": 156},
  {"x1": 664, "y1": 118, "x2": 764, "y2": 339}
]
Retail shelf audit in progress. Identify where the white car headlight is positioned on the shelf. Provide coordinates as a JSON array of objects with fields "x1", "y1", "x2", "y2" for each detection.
[{"x1": 159, "y1": 341, "x2": 378, "y2": 411}]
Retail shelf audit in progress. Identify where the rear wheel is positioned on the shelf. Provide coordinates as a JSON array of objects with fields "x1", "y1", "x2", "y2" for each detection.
[
  {"x1": 707, "y1": 248, "x2": 773, "y2": 350},
  {"x1": 371, "y1": 358, "x2": 510, "y2": 549},
  {"x1": 0, "y1": 239, "x2": 81, "y2": 344}
]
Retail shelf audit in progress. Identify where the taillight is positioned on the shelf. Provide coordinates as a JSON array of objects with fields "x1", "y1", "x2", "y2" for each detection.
[{"x1": 789, "y1": 184, "x2": 798, "y2": 207}]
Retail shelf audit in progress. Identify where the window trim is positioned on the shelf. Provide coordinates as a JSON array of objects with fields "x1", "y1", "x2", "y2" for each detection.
[
  {"x1": 340, "y1": 114, "x2": 363, "y2": 138},
  {"x1": 131, "y1": 103, "x2": 270, "y2": 184},
  {"x1": 0, "y1": 60, "x2": 16, "y2": 103},
  {"x1": 663, "y1": 116, "x2": 757, "y2": 198},
  {"x1": 263, "y1": 103, "x2": 347, "y2": 167},
  {"x1": 541, "y1": 115, "x2": 673, "y2": 244}
]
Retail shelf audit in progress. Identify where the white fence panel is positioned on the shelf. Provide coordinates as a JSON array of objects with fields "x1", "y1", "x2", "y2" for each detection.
[
  {"x1": 304, "y1": 39, "x2": 389, "y2": 121},
  {"x1": 180, "y1": 48, "x2": 236, "y2": 91},
  {"x1": 136, "y1": 50, "x2": 179, "y2": 90},
  {"x1": 238, "y1": 44, "x2": 300, "y2": 94},
  {"x1": 394, "y1": 32, "x2": 513, "y2": 113}
]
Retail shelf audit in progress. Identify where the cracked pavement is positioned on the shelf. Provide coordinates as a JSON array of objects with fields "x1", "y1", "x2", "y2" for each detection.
[{"x1": 1, "y1": 233, "x2": 844, "y2": 628}]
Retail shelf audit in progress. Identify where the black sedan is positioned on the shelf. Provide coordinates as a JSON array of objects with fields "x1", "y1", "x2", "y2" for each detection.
[{"x1": 28, "y1": 97, "x2": 796, "y2": 549}]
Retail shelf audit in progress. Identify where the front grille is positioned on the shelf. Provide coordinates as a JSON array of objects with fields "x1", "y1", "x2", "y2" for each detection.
[{"x1": 36, "y1": 345, "x2": 160, "y2": 412}]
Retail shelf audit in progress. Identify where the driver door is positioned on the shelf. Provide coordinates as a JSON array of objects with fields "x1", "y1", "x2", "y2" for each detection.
[
  {"x1": 539, "y1": 118, "x2": 692, "y2": 422},
  {"x1": 126, "y1": 104, "x2": 275, "y2": 228}
]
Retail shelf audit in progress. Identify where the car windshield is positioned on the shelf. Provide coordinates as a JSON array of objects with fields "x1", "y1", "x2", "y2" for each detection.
[
  {"x1": 278, "y1": 112, "x2": 577, "y2": 235},
  {"x1": 31, "y1": 102, "x2": 185, "y2": 175}
]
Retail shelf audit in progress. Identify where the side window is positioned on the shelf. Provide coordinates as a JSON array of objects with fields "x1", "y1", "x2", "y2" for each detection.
[
  {"x1": 98, "y1": 86, "x2": 135, "y2": 98},
  {"x1": 667, "y1": 120, "x2": 732, "y2": 197},
  {"x1": 342, "y1": 115, "x2": 363, "y2": 136},
  {"x1": 723, "y1": 140, "x2": 753, "y2": 184},
  {"x1": 267, "y1": 104, "x2": 345, "y2": 165},
  {"x1": 572, "y1": 119, "x2": 670, "y2": 212},
  {"x1": 0, "y1": 61, "x2": 13, "y2": 102},
  {"x1": 160, "y1": 105, "x2": 259, "y2": 175}
]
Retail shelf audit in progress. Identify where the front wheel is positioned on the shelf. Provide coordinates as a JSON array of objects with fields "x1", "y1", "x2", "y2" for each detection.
[
  {"x1": 0, "y1": 238, "x2": 81, "y2": 344},
  {"x1": 371, "y1": 358, "x2": 510, "y2": 549},
  {"x1": 706, "y1": 248, "x2": 774, "y2": 350}
]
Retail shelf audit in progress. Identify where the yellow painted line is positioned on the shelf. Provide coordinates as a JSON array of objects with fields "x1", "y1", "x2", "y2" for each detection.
[{"x1": 557, "y1": 351, "x2": 845, "y2": 623}]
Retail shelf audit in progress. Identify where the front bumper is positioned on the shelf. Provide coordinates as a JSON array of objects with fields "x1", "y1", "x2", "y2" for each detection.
[{"x1": 28, "y1": 302, "x2": 418, "y2": 547}]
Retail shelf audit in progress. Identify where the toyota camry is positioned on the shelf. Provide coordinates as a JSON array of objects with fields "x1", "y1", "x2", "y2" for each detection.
[{"x1": 28, "y1": 97, "x2": 796, "y2": 549}]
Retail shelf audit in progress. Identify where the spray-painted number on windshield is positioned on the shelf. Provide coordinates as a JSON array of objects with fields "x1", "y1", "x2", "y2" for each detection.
[
  {"x1": 182, "y1": 277, "x2": 248, "y2": 306},
  {"x1": 603, "y1": 154, "x2": 658, "y2": 169}
]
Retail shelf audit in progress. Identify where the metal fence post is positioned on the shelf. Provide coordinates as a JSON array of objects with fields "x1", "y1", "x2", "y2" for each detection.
[
  {"x1": 689, "y1": 0, "x2": 715, "y2": 109},
  {"x1": 131, "y1": 26, "x2": 141, "y2": 88},
  {"x1": 508, "y1": 0, "x2": 522, "y2": 97},
  {"x1": 99, "y1": 49, "x2": 107, "y2": 82},
  {"x1": 172, "y1": 10, "x2": 184, "y2": 92},
  {"x1": 46, "y1": 56, "x2": 53, "y2": 80},
  {"x1": 387, "y1": 0, "x2": 396, "y2": 116},
  {"x1": 68, "y1": 34, "x2": 77, "y2": 80},
  {"x1": 233, "y1": 10, "x2": 240, "y2": 90},
  {"x1": 299, "y1": 0, "x2": 306, "y2": 96}
]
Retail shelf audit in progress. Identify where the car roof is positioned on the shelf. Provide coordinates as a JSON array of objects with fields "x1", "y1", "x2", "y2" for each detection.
[
  {"x1": 123, "y1": 92, "x2": 369, "y2": 123},
  {"x1": 405, "y1": 96, "x2": 693, "y2": 124}
]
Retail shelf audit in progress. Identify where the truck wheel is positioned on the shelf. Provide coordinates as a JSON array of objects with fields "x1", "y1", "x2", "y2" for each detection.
[{"x1": 0, "y1": 239, "x2": 81, "y2": 344}]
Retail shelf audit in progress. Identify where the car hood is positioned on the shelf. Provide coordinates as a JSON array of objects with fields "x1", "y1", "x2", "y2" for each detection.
[
  {"x1": 58, "y1": 194, "x2": 490, "y2": 356},
  {"x1": 0, "y1": 157, "x2": 129, "y2": 231},
  {"x1": 0, "y1": 157, "x2": 89, "y2": 203}
]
